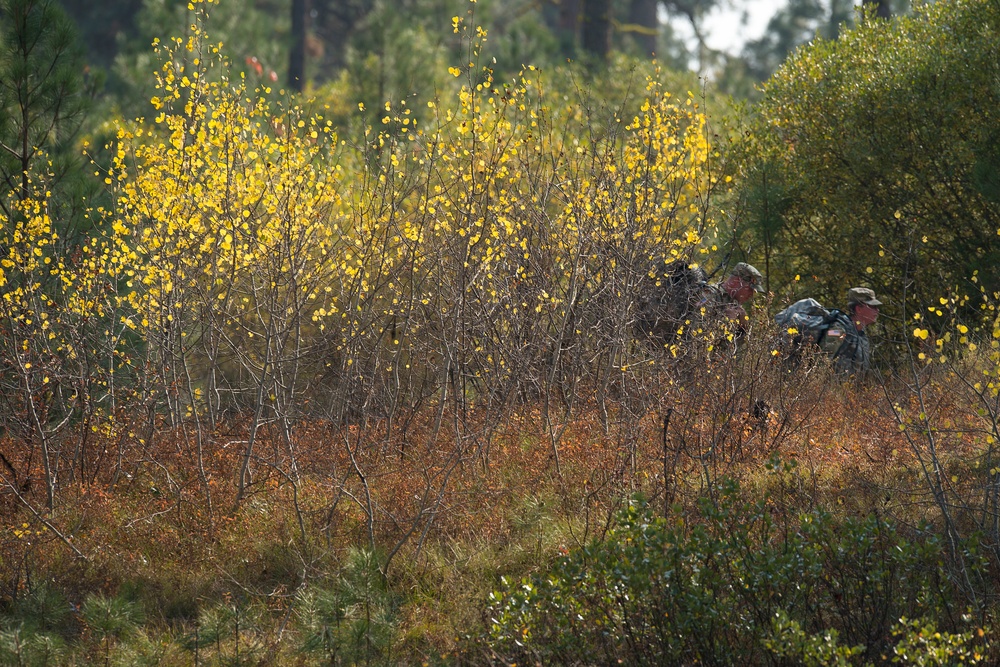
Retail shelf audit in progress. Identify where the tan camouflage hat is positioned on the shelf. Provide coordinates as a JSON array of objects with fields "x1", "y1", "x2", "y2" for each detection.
[
  {"x1": 731, "y1": 262, "x2": 765, "y2": 293},
  {"x1": 847, "y1": 287, "x2": 882, "y2": 307}
]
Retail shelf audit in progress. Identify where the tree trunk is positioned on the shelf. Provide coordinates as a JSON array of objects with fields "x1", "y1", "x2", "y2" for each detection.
[
  {"x1": 289, "y1": 0, "x2": 307, "y2": 91},
  {"x1": 628, "y1": 0, "x2": 658, "y2": 58},
  {"x1": 862, "y1": 0, "x2": 891, "y2": 19},
  {"x1": 581, "y1": 0, "x2": 610, "y2": 61},
  {"x1": 309, "y1": 0, "x2": 375, "y2": 84},
  {"x1": 542, "y1": 0, "x2": 581, "y2": 58}
]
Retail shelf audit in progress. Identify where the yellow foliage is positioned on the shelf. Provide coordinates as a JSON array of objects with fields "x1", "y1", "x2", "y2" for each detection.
[{"x1": 98, "y1": 8, "x2": 723, "y2": 418}]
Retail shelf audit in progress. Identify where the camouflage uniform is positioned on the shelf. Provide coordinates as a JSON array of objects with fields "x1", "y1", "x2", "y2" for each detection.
[
  {"x1": 634, "y1": 258, "x2": 707, "y2": 345},
  {"x1": 774, "y1": 287, "x2": 881, "y2": 375},
  {"x1": 635, "y1": 260, "x2": 764, "y2": 349},
  {"x1": 695, "y1": 262, "x2": 765, "y2": 338}
]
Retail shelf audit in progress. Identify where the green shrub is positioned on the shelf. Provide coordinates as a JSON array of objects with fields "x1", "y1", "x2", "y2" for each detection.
[
  {"x1": 1, "y1": 584, "x2": 72, "y2": 636},
  {"x1": 741, "y1": 0, "x2": 1000, "y2": 337},
  {"x1": 890, "y1": 617, "x2": 984, "y2": 666},
  {"x1": 0, "y1": 625, "x2": 67, "y2": 666},
  {"x1": 483, "y1": 478, "x2": 980, "y2": 665},
  {"x1": 180, "y1": 595, "x2": 267, "y2": 667},
  {"x1": 81, "y1": 592, "x2": 145, "y2": 664},
  {"x1": 765, "y1": 610, "x2": 865, "y2": 667}
]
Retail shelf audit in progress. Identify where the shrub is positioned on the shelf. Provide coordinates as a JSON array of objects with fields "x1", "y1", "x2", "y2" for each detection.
[
  {"x1": 482, "y1": 478, "x2": 982, "y2": 665},
  {"x1": 741, "y1": 0, "x2": 1000, "y2": 340}
]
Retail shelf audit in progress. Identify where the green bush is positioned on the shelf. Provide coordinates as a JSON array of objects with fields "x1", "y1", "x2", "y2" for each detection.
[
  {"x1": 0, "y1": 625, "x2": 67, "y2": 667},
  {"x1": 483, "y1": 476, "x2": 982, "y2": 665},
  {"x1": 294, "y1": 548, "x2": 399, "y2": 666},
  {"x1": 81, "y1": 592, "x2": 145, "y2": 663},
  {"x1": 740, "y1": 0, "x2": 1000, "y2": 337}
]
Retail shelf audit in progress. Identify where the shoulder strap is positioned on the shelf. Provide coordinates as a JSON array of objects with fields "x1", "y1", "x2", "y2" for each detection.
[{"x1": 811, "y1": 309, "x2": 839, "y2": 344}]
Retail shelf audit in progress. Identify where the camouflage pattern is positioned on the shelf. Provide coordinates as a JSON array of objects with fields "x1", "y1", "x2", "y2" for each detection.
[
  {"x1": 823, "y1": 310, "x2": 871, "y2": 375},
  {"x1": 731, "y1": 262, "x2": 766, "y2": 293},
  {"x1": 635, "y1": 259, "x2": 768, "y2": 354},
  {"x1": 774, "y1": 298, "x2": 872, "y2": 375},
  {"x1": 846, "y1": 287, "x2": 882, "y2": 307},
  {"x1": 634, "y1": 259, "x2": 707, "y2": 344},
  {"x1": 696, "y1": 283, "x2": 750, "y2": 333}
]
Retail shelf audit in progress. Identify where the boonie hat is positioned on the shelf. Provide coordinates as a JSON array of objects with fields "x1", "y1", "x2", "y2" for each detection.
[
  {"x1": 731, "y1": 262, "x2": 765, "y2": 293},
  {"x1": 847, "y1": 287, "x2": 882, "y2": 307}
]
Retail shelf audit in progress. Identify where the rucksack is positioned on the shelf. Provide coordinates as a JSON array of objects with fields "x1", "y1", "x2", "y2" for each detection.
[
  {"x1": 774, "y1": 298, "x2": 855, "y2": 359},
  {"x1": 635, "y1": 258, "x2": 708, "y2": 343}
]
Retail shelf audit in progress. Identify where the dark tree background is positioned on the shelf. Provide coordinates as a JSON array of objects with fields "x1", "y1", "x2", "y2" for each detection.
[{"x1": 52, "y1": 0, "x2": 891, "y2": 97}]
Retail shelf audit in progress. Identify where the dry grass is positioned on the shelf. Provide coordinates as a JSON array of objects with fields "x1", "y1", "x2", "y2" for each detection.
[{"x1": 1, "y1": 349, "x2": 998, "y2": 663}]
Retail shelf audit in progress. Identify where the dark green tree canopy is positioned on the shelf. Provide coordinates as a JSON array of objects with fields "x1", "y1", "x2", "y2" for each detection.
[
  {"x1": 741, "y1": 0, "x2": 1000, "y2": 336},
  {"x1": 0, "y1": 0, "x2": 89, "y2": 206}
]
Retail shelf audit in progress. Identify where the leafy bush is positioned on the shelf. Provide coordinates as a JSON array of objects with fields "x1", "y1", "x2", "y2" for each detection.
[
  {"x1": 741, "y1": 0, "x2": 1000, "y2": 338},
  {"x1": 483, "y1": 476, "x2": 983, "y2": 665}
]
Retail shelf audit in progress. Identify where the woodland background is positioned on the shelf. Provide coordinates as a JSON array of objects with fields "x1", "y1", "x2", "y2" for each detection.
[{"x1": 1, "y1": 0, "x2": 999, "y2": 664}]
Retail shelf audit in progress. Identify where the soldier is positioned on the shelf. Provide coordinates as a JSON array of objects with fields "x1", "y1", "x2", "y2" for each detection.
[
  {"x1": 634, "y1": 258, "x2": 707, "y2": 345},
  {"x1": 774, "y1": 287, "x2": 881, "y2": 375},
  {"x1": 635, "y1": 259, "x2": 765, "y2": 347},
  {"x1": 696, "y1": 262, "x2": 766, "y2": 336}
]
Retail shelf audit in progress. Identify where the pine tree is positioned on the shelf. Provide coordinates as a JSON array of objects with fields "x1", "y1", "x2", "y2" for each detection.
[{"x1": 0, "y1": 0, "x2": 90, "y2": 209}]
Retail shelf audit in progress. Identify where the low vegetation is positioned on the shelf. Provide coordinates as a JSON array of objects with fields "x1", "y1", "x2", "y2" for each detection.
[{"x1": 2, "y1": 0, "x2": 1000, "y2": 664}]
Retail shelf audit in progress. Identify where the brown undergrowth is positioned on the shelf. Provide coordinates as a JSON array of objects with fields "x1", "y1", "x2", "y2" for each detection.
[{"x1": 0, "y1": 356, "x2": 997, "y2": 663}]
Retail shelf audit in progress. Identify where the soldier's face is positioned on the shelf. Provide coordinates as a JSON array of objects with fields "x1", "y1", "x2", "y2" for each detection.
[
  {"x1": 853, "y1": 303, "x2": 879, "y2": 329},
  {"x1": 723, "y1": 276, "x2": 756, "y2": 304}
]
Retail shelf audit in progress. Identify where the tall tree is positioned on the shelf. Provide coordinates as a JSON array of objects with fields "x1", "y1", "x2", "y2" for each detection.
[
  {"x1": 0, "y1": 0, "x2": 89, "y2": 208},
  {"x1": 310, "y1": 0, "x2": 373, "y2": 83},
  {"x1": 744, "y1": 0, "x2": 1000, "y2": 333},
  {"x1": 662, "y1": 0, "x2": 722, "y2": 71},
  {"x1": 862, "y1": 0, "x2": 891, "y2": 19},
  {"x1": 556, "y1": 0, "x2": 582, "y2": 57},
  {"x1": 289, "y1": 0, "x2": 307, "y2": 91},
  {"x1": 55, "y1": 0, "x2": 144, "y2": 70},
  {"x1": 626, "y1": 0, "x2": 659, "y2": 58},
  {"x1": 581, "y1": 0, "x2": 611, "y2": 60},
  {"x1": 741, "y1": 0, "x2": 826, "y2": 82}
]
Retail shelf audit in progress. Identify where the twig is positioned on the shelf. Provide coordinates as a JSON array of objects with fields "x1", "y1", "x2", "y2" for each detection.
[{"x1": 0, "y1": 469, "x2": 89, "y2": 561}]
